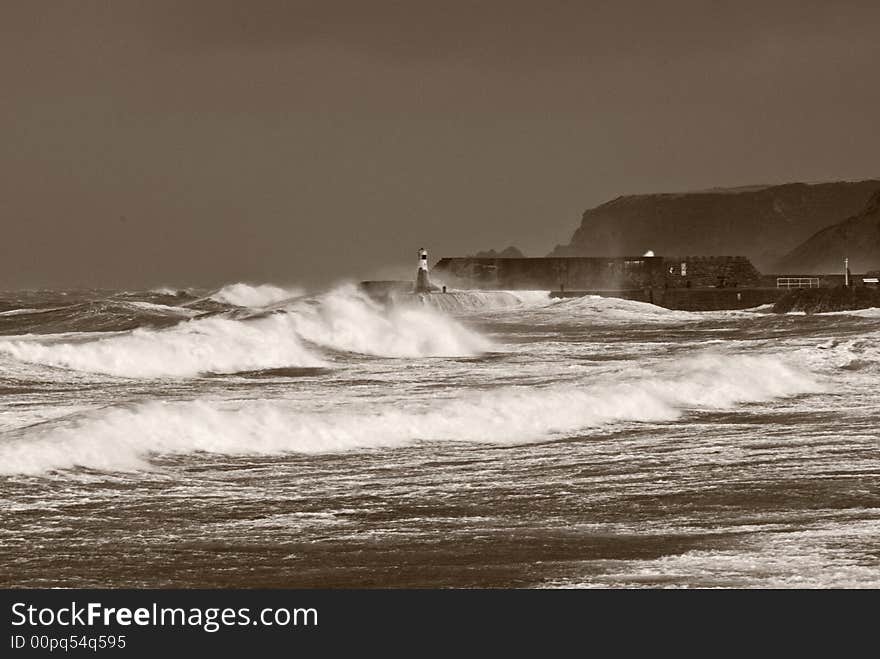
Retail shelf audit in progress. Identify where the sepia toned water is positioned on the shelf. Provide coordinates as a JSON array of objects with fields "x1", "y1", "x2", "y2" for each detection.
[{"x1": 0, "y1": 284, "x2": 878, "y2": 588}]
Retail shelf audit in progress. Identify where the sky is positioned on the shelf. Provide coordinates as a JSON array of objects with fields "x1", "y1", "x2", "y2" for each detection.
[{"x1": 2, "y1": 1, "x2": 879, "y2": 288}]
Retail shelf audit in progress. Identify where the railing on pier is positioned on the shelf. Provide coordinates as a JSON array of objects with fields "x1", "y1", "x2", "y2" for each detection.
[{"x1": 776, "y1": 277, "x2": 820, "y2": 289}]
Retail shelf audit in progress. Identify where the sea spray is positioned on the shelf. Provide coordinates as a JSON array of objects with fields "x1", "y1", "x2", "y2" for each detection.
[
  {"x1": 0, "y1": 285, "x2": 490, "y2": 377},
  {"x1": 533, "y1": 295, "x2": 699, "y2": 324},
  {"x1": 284, "y1": 285, "x2": 491, "y2": 357},
  {"x1": 407, "y1": 290, "x2": 553, "y2": 313},
  {"x1": 208, "y1": 283, "x2": 304, "y2": 307},
  {"x1": 0, "y1": 353, "x2": 824, "y2": 475}
]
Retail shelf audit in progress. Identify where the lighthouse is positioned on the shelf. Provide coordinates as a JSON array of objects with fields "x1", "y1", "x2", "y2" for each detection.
[{"x1": 415, "y1": 247, "x2": 433, "y2": 293}]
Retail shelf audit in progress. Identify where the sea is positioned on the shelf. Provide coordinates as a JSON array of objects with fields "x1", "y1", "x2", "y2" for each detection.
[{"x1": 0, "y1": 283, "x2": 878, "y2": 588}]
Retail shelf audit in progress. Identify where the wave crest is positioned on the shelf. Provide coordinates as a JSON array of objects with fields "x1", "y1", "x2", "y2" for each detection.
[
  {"x1": 0, "y1": 353, "x2": 822, "y2": 475},
  {"x1": 287, "y1": 286, "x2": 491, "y2": 358},
  {"x1": 0, "y1": 286, "x2": 489, "y2": 377},
  {"x1": 209, "y1": 283, "x2": 303, "y2": 307},
  {"x1": 407, "y1": 290, "x2": 552, "y2": 313},
  {"x1": 545, "y1": 295, "x2": 699, "y2": 323}
]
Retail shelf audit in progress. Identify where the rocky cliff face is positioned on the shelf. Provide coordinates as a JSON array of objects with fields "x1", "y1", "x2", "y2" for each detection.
[
  {"x1": 472, "y1": 246, "x2": 525, "y2": 258},
  {"x1": 775, "y1": 190, "x2": 880, "y2": 274},
  {"x1": 550, "y1": 180, "x2": 880, "y2": 271}
]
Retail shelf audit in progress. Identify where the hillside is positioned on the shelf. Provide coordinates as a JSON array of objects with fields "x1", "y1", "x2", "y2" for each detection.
[
  {"x1": 775, "y1": 190, "x2": 880, "y2": 274},
  {"x1": 472, "y1": 246, "x2": 525, "y2": 258},
  {"x1": 550, "y1": 180, "x2": 880, "y2": 271}
]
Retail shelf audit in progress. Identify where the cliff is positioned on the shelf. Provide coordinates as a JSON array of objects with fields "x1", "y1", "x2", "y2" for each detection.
[
  {"x1": 472, "y1": 246, "x2": 525, "y2": 258},
  {"x1": 775, "y1": 190, "x2": 880, "y2": 274},
  {"x1": 550, "y1": 180, "x2": 880, "y2": 271}
]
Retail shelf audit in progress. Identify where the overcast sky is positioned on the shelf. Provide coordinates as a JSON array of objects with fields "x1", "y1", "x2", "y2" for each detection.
[{"x1": 2, "y1": 1, "x2": 879, "y2": 288}]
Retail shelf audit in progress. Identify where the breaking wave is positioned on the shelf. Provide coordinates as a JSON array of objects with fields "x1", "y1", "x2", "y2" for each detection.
[
  {"x1": 283, "y1": 286, "x2": 491, "y2": 358},
  {"x1": 208, "y1": 283, "x2": 304, "y2": 308},
  {"x1": 410, "y1": 290, "x2": 552, "y2": 313},
  {"x1": 148, "y1": 286, "x2": 184, "y2": 296},
  {"x1": 0, "y1": 353, "x2": 823, "y2": 475},
  {"x1": 0, "y1": 314, "x2": 325, "y2": 378},
  {"x1": 543, "y1": 295, "x2": 699, "y2": 323},
  {"x1": 795, "y1": 331, "x2": 880, "y2": 373},
  {"x1": 0, "y1": 286, "x2": 489, "y2": 377}
]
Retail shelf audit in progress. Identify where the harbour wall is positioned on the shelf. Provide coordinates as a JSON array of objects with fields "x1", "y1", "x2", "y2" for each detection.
[
  {"x1": 433, "y1": 256, "x2": 763, "y2": 291},
  {"x1": 430, "y1": 256, "x2": 863, "y2": 310},
  {"x1": 361, "y1": 256, "x2": 870, "y2": 311}
]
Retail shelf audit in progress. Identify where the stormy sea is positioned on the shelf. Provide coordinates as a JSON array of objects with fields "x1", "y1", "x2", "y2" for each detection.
[{"x1": 0, "y1": 284, "x2": 878, "y2": 588}]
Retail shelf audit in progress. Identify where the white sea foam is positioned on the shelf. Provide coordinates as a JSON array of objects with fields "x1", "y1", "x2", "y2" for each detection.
[
  {"x1": 390, "y1": 290, "x2": 693, "y2": 322},
  {"x1": 0, "y1": 286, "x2": 489, "y2": 377},
  {"x1": 209, "y1": 283, "x2": 303, "y2": 308},
  {"x1": 552, "y1": 295, "x2": 699, "y2": 322},
  {"x1": 817, "y1": 307, "x2": 880, "y2": 318},
  {"x1": 0, "y1": 315, "x2": 325, "y2": 378},
  {"x1": 409, "y1": 290, "x2": 553, "y2": 313},
  {"x1": 795, "y1": 332, "x2": 880, "y2": 373},
  {"x1": 502, "y1": 294, "x2": 700, "y2": 325},
  {"x1": 0, "y1": 353, "x2": 823, "y2": 475},
  {"x1": 123, "y1": 301, "x2": 199, "y2": 316},
  {"x1": 0, "y1": 307, "x2": 66, "y2": 317},
  {"x1": 285, "y1": 286, "x2": 491, "y2": 357},
  {"x1": 554, "y1": 518, "x2": 880, "y2": 588},
  {"x1": 149, "y1": 286, "x2": 181, "y2": 296},
  {"x1": 0, "y1": 308, "x2": 41, "y2": 317}
]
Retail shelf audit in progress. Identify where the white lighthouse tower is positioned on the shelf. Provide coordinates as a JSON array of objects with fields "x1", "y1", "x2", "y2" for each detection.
[{"x1": 415, "y1": 247, "x2": 433, "y2": 293}]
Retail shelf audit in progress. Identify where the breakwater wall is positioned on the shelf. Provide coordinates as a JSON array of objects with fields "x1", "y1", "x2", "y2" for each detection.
[
  {"x1": 433, "y1": 256, "x2": 763, "y2": 291},
  {"x1": 431, "y1": 255, "x2": 863, "y2": 311}
]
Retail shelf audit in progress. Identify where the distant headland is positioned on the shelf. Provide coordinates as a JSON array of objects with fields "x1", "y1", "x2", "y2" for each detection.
[
  {"x1": 549, "y1": 179, "x2": 880, "y2": 273},
  {"x1": 364, "y1": 179, "x2": 880, "y2": 314}
]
